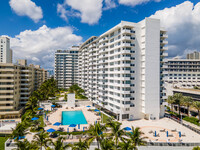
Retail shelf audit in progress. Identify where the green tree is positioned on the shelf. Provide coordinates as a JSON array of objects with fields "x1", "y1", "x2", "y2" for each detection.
[
  {"x1": 182, "y1": 96, "x2": 193, "y2": 116},
  {"x1": 14, "y1": 139, "x2": 39, "y2": 150},
  {"x1": 126, "y1": 127, "x2": 147, "y2": 149},
  {"x1": 106, "y1": 119, "x2": 125, "y2": 149},
  {"x1": 193, "y1": 101, "x2": 200, "y2": 122},
  {"x1": 118, "y1": 139, "x2": 135, "y2": 150},
  {"x1": 87, "y1": 122, "x2": 106, "y2": 149},
  {"x1": 98, "y1": 135, "x2": 114, "y2": 150},
  {"x1": 167, "y1": 95, "x2": 175, "y2": 112},
  {"x1": 72, "y1": 139, "x2": 89, "y2": 150},
  {"x1": 173, "y1": 93, "x2": 183, "y2": 115},
  {"x1": 51, "y1": 137, "x2": 71, "y2": 150},
  {"x1": 33, "y1": 130, "x2": 52, "y2": 150},
  {"x1": 193, "y1": 146, "x2": 200, "y2": 150},
  {"x1": 11, "y1": 122, "x2": 29, "y2": 141}
]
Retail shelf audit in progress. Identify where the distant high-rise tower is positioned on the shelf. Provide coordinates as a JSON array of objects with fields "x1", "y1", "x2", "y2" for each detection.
[
  {"x1": 187, "y1": 51, "x2": 200, "y2": 60},
  {"x1": 54, "y1": 46, "x2": 79, "y2": 89},
  {"x1": 0, "y1": 36, "x2": 12, "y2": 63}
]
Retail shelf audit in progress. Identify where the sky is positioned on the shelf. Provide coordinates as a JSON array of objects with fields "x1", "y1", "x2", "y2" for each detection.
[{"x1": 0, "y1": 0, "x2": 200, "y2": 69}]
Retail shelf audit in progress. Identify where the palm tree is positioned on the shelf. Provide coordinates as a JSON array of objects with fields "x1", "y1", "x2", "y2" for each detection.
[
  {"x1": 11, "y1": 122, "x2": 29, "y2": 141},
  {"x1": 26, "y1": 96, "x2": 38, "y2": 110},
  {"x1": 106, "y1": 119, "x2": 125, "y2": 149},
  {"x1": 173, "y1": 93, "x2": 183, "y2": 115},
  {"x1": 87, "y1": 122, "x2": 106, "y2": 149},
  {"x1": 193, "y1": 101, "x2": 200, "y2": 122},
  {"x1": 33, "y1": 130, "x2": 52, "y2": 150},
  {"x1": 98, "y1": 135, "x2": 114, "y2": 150},
  {"x1": 126, "y1": 127, "x2": 147, "y2": 149},
  {"x1": 182, "y1": 96, "x2": 193, "y2": 116},
  {"x1": 167, "y1": 95, "x2": 175, "y2": 112},
  {"x1": 72, "y1": 139, "x2": 89, "y2": 150},
  {"x1": 15, "y1": 139, "x2": 39, "y2": 150},
  {"x1": 52, "y1": 137, "x2": 71, "y2": 150},
  {"x1": 118, "y1": 139, "x2": 135, "y2": 150}
]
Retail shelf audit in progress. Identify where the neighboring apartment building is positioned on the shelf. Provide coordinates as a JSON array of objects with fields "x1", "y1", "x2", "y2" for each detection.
[
  {"x1": 187, "y1": 51, "x2": 200, "y2": 60},
  {"x1": 0, "y1": 36, "x2": 12, "y2": 63},
  {"x1": 54, "y1": 46, "x2": 79, "y2": 89},
  {"x1": 78, "y1": 18, "x2": 168, "y2": 121},
  {"x1": 0, "y1": 60, "x2": 47, "y2": 119},
  {"x1": 163, "y1": 58, "x2": 200, "y2": 96}
]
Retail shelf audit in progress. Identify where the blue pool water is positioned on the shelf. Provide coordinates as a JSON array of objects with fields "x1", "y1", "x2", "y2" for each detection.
[{"x1": 61, "y1": 111, "x2": 88, "y2": 125}]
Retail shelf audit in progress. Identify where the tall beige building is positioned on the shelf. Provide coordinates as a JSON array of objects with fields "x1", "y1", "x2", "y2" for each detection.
[
  {"x1": 0, "y1": 60, "x2": 47, "y2": 119},
  {"x1": 0, "y1": 36, "x2": 12, "y2": 63},
  {"x1": 187, "y1": 51, "x2": 200, "y2": 60}
]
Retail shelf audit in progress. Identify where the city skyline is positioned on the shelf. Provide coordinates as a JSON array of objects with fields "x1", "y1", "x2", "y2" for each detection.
[{"x1": 0, "y1": 0, "x2": 199, "y2": 69}]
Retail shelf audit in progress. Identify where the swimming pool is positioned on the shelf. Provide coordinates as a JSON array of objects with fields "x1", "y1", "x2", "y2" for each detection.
[{"x1": 61, "y1": 111, "x2": 88, "y2": 125}]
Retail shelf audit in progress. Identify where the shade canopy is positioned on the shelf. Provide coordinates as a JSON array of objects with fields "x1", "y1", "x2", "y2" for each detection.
[
  {"x1": 38, "y1": 108, "x2": 43, "y2": 110},
  {"x1": 69, "y1": 124, "x2": 77, "y2": 127},
  {"x1": 53, "y1": 122, "x2": 61, "y2": 126},
  {"x1": 51, "y1": 105, "x2": 56, "y2": 108},
  {"x1": 31, "y1": 117, "x2": 39, "y2": 121},
  {"x1": 94, "y1": 109, "x2": 100, "y2": 112},
  {"x1": 86, "y1": 105, "x2": 91, "y2": 107},
  {"x1": 123, "y1": 127, "x2": 131, "y2": 131},
  {"x1": 47, "y1": 128, "x2": 56, "y2": 133}
]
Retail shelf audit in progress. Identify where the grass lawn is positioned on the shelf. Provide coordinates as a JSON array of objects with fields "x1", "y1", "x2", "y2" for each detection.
[
  {"x1": 101, "y1": 113, "x2": 110, "y2": 123},
  {"x1": 0, "y1": 136, "x2": 8, "y2": 150}
]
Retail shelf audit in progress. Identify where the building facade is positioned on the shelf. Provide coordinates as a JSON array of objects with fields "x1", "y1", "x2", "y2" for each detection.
[
  {"x1": 54, "y1": 46, "x2": 79, "y2": 89},
  {"x1": 0, "y1": 60, "x2": 47, "y2": 119},
  {"x1": 187, "y1": 51, "x2": 200, "y2": 60},
  {"x1": 0, "y1": 37, "x2": 12, "y2": 63},
  {"x1": 78, "y1": 18, "x2": 168, "y2": 120},
  {"x1": 163, "y1": 59, "x2": 200, "y2": 96}
]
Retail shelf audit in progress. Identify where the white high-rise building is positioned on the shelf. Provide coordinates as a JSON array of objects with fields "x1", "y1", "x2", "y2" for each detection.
[
  {"x1": 54, "y1": 46, "x2": 79, "y2": 89},
  {"x1": 0, "y1": 36, "x2": 12, "y2": 63},
  {"x1": 78, "y1": 18, "x2": 168, "y2": 121}
]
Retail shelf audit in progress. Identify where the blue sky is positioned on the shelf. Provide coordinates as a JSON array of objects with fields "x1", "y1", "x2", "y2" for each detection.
[{"x1": 0, "y1": 0, "x2": 200, "y2": 69}]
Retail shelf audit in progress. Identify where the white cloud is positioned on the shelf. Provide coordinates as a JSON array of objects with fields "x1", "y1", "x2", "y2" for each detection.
[
  {"x1": 9, "y1": 0, "x2": 43, "y2": 23},
  {"x1": 104, "y1": 0, "x2": 117, "y2": 10},
  {"x1": 10, "y1": 25, "x2": 82, "y2": 69},
  {"x1": 118, "y1": 0, "x2": 161, "y2": 7},
  {"x1": 151, "y1": 1, "x2": 200, "y2": 58},
  {"x1": 57, "y1": 0, "x2": 103, "y2": 25}
]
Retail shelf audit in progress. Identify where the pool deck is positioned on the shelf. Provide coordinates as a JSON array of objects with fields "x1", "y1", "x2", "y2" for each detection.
[
  {"x1": 44, "y1": 106, "x2": 100, "y2": 132},
  {"x1": 121, "y1": 118, "x2": 200, "y2": 143}
]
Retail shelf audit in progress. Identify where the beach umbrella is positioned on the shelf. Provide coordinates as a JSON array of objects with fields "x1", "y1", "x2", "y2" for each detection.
[
  {"x1": 31, "y1": 117, "x2": 39, "y2": 121},
  {"x1": 47, "y1": 128, "x2": 56, "y2": 133},
  {"x1": 53, "y1": 122, "x2": 61, "y2": 126},
  {"x1": 67, "y1": 128, "x2": 69, "y2": 133},
  {"x1": 179, "y1": 132, "x2": 181, "y2": 137},
  {"x1": 86, "y1": 105, "x2": 91, "y2": 108},
  {"x1": 155, "y1": 131, "x2": 157, "y2": 137},
  {"x1": 69, "y1": 124, "x2": 77, "y2": 127},
  {"x1": 38, "y1": 108, "x2": 43, "y2": 111},
  {"x1": 51, "y1": 105, "x2": 56, "y2": 108},
  {"x1": 123, "y1": 127, "x2": 132, "y2": 131},
  {"x1": 78, "y1": 124, "x2": 80, "y2": 129},
  {"x1": 166, "y1": 131, "x2": 168, "y2": 137},
  {"x1": 94, "y1": 109, "x2": 100, "y2": 112}
]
